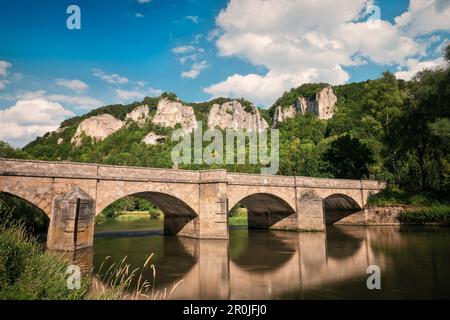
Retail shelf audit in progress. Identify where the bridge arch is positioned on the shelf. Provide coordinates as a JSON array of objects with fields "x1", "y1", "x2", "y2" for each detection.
[
  {"x1": 97, "y1": 191, "x2": 198, "y2": 236},
  {"x1": 323, "y1": 193, "x2": 363, "y2": 225},
  {"x1": 230, "y1": 193, "x2": 296, "y2": 230},
  {"x1": 0, "y1": 184, "x2": 52, "y2": 216},
  {"x1": 0, "y1": 191, "x2": 50, "y2": 234}
]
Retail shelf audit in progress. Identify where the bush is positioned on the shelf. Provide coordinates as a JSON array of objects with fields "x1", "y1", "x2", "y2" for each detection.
[
  {"x1": 399, "y1": 205, "x2": 450, "y2": 225},
  {"x1": 368, "y1": 186, "x2": 446, "y2": 206}
]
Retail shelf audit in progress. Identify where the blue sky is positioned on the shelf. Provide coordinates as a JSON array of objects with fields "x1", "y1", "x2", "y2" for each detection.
[{"x1": 0, "y1": 0, "x2": 449, "y2": 146}]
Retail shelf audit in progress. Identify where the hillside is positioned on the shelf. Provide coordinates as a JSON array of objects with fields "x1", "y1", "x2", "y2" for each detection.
[{"x1": 1, "y1": 45, "x2": 449, "y2": 197}]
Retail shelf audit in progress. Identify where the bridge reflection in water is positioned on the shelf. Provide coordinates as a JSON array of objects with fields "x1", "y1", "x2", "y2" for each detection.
[{"x1": 73, "y1": 226, "x2": 401, "y2": 300}]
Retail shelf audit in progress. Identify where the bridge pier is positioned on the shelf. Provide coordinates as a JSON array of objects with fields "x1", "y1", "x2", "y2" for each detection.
[
  {"x1": 47, "y1": 186, "x2": 95, "y2": 251},
  {"x1": 297, "y1": 194, "x2": 326, "y2": 231}
]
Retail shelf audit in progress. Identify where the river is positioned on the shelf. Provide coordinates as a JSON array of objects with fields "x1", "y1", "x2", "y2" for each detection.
[{"x1": 87, "y1": 218, "x2": 450, "y2": 299}]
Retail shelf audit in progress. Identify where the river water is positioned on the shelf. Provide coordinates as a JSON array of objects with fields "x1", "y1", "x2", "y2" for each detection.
[{"x1": 89, "y1": 219, "x2": 450, "y2": 299}]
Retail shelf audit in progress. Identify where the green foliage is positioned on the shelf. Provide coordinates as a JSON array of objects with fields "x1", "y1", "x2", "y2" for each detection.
[
  {"x1": 100, "y1": 196, "x2": 160, "y2": 218},
  {"x1": 0, "y1": 141, "x2": 30, "y2": 159},
  {"x1": 0, "y1": 221, "x2": 88, "y2": 299},
  {"x1": 400, "y1": 205, "x2": 450, "y2": 225},
  {"x1": 322, "y1": 135, "x2": 375, "y2": 179},
  {"x1": 367, "y1": 186, "x2": 447, "y2": 206},
  {"x1": 0, "y1": 193, "x2": 49, "y2": 235},
  {"x1": 271, "y1": 83, "x2": 329, "y2": 109}
]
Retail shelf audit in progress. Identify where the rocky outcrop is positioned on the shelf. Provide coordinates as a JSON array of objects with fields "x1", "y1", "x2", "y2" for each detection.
[
  {"x1": 272, "y1": 85, "x2": 337, "y2": 127},
  {"x1": 125, "y1": 105, "x2": 149, "y2": 124},
  {"x1": 152, "y1": 98, "x2": 197, "y2": 132},
  {"x1": 142, "y1": 132, "x2": 165, "y2": 145},
  {"x1": 273, "y1": 105, "x2": 296, "y2": 127},
  {"x1": 309, "y1": 86, "x2": 337, "y2": 120},
  {"x1": 71, "y1": 114, "x2": 124, "y2": 146},
  {"x1": 207, "y1": 100, "x2": 269, "y2": 132}
]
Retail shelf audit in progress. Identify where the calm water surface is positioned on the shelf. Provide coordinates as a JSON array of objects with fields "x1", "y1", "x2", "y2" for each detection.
[{"x1": 86, "y1": 219, "x2": 450, "y2": 299}]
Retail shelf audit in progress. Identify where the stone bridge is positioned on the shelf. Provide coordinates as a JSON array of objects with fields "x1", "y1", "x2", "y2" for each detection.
[{"x1": 0, "y1": 158, "x2": 385, "y2": 251}]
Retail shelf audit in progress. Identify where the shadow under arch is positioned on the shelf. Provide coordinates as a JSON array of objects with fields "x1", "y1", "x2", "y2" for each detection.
[
  {"x1": 0, "y1": 191, "x2": 50, "y2": 237},
  {"x1": 232, "y1": 193, "x2": 296, "y2": 230},
  {"x1": 323, "y1": 193, "x2": 362, "y2": 225},
  {"x1": 98, "y1": 191, "x2": 198, "y2": 236},
  {"x1": 230, "y1": 229, "x2": 297, "y2": 272},
  {"x1": 325, "y1": 225, "x2": 365, "y2": 260}
]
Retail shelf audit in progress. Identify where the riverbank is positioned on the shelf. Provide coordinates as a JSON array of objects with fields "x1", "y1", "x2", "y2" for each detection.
[
  {"x1": 96, "y1": 211, "x2": 249, "y2": 227},
  {"x1": 367, "y1": 187, "x2": 450, "y2": 226},
  {"x1": 0, "y1": 221, "x2": 88, "y2": 299}
]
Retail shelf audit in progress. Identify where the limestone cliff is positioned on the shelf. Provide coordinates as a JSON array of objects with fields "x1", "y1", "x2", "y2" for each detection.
[
  {"x1": 125, "y1": 104, "x2": 149, "y2": 124},
  {"x1": 207, "y1": 100, "x2": 269, "y2": 132},
  {"x1": 71, "y1": 114, "x2": 124, "y2": 146},
  {"x1": 272, "y1": 85, "x2": 337, "y2": 127},
  {"x1": 152, "y1": 98, "x2": 197, "y2": 132}
]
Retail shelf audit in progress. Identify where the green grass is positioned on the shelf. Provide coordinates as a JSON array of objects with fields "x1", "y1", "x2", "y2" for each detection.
[
  {"x1": 0, "y1": 220, "x2": 89, "y2": 300},
  {"x1": 399, "y1": 205, "x2": 450, "y2": 225}
]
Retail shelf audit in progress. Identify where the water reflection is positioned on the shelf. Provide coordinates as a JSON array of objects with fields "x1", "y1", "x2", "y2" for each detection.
[{"x1": 86, "y1": 223, "x2": 450, "y2": 299}]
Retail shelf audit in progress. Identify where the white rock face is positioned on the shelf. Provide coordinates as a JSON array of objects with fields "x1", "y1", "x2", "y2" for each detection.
[
  {"x1": 273, "y1": 105, "x2": 296, "y2": 128},
  {"x1": 125, "y1": 105, "x2": 149, "y2": 124},
  {"x1": 272, "y1": 85, "x2": 337, "y2": 127},
  {"x1": 142, "y1": 131, "x2": 166, "y2": 145},
  {"x1": 71, "y1": 113, "x2": 124, "y2": 146},
  {"x1": 57, "y1": 137, "x2": 64, "y2": 145},
  {"x1": 207, "y1": 100, "x2": 269, "y2": 132},
  {"x1": 152, "y1": 98, "x2": 197, "y2": 132},
  {"x1": 309, "y1": 86, "x2": 337, "y2": 120}
]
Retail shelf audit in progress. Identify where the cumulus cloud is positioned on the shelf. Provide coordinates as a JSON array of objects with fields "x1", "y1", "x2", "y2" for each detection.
[
  {"x1": 115, "y1": 87, "x2": 163, "y2": 102},
  {"x1": 395, "y1": 0, "x2": 450, "y2": 35},
  {"x1": 15, "y1": 90, "x2": 103, "y2": 110},
  {"x1": 0, "y1": 99, "x2": 74, "y2": 147},
  {"x1": 92, "y1": 68, "x2": 129, "y2": 84},
  {"x1": 395, "y1": 57, "x2": 446, "y2": 80},
  {"x1": 204, "y1": 0, "x2": 448, "y2": 106},
  {"x1": 181, "y1": 60, "x2": 208, "y2": 79},
  {"x1": 0, "y1": 60, "x2": 12, "y2": 77},
  {"x1": 55, "y1": 78, "x2": 89, "y2": 93}
]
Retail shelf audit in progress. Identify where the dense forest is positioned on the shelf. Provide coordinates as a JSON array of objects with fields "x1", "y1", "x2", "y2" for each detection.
[{"x1": 1, "y1": 45, "x2": 449, "y2": 204}]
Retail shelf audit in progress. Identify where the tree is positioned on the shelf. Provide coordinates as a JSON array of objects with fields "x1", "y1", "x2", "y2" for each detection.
[{"x1": 322, "y1": 135, "x2": 375, "y2": 179}]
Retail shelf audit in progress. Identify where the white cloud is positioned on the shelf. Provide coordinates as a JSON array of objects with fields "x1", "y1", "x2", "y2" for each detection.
[
  {"x1": 135, "y1": 13, "x2": 144, "y2": 18},
  {"x1": 395, "y1": 57, "x2": 446, "y2": 80},
  {"x1": 0, "y1": 99, "x2": 74, "y2": 147},
  {"x1": 186, "y1": 16, "x2": 199, "y2": 23},
  {"x1": 172, "y1": 45, "x2": 196, "y2": 54},
  {"x1": 92, "y1": 68, "x2": 129, "y2": 84},
  {"x1": 181, "y1": 60, "x2": 208, "y2": 79},
  {"x1": 204, "y1": 0, "x2": 449, "y2": 106},
  {"x1": 15, "y1": 90, "x2": 103, "y2": 110},
  {"x1": 395, "y1": 0, "x2": 450, "y2": 35},
  {"x1": 55, "y1": 78, "x2": 89, "y2": 93},
  {"x1": 137, "y1": 0, "x2": 151, "y2": 3},
  {"x1": 115, "y1": 87, "x2": 163, "y2": 102},
  {"x1": 204, "y1": 67, "x2": 348, "y2": 106},
  {"x1": 179, "y1": 54, "x2": 197, "y2": 65},
  {"x1": 0, "y1": 60, "x2": 12, "y2": 77}
]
